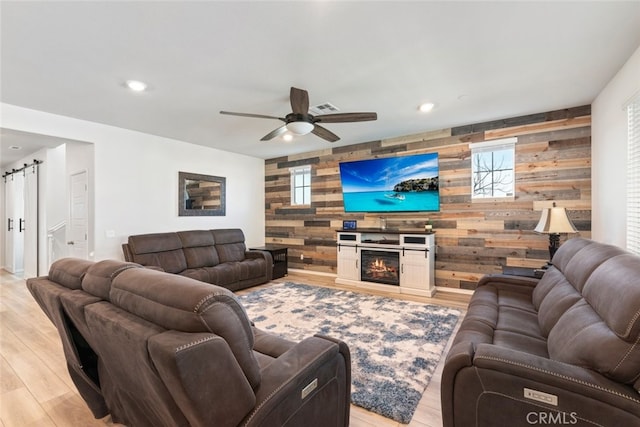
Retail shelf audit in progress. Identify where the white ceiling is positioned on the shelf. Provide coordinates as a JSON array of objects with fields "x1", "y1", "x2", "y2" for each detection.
[{"x1": 1, "y1": 1, "x2": 639, "y2": 167}]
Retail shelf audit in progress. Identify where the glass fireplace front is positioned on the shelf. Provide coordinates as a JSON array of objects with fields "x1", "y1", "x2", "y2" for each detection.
[{"x1": 360, "y1": 249, "x2": 400, "y2": 286}]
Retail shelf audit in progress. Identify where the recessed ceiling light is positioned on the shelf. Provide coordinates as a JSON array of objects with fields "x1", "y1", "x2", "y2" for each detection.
[
  {"x1": 9, "y1": 145, "x2": 22, "y2": 150},
  {"x1": 125, "y1": 80, "x2": 148, "y2": 92},
  {"x1": 418, "y1": 102, "x2": 435, "y2": 113}
]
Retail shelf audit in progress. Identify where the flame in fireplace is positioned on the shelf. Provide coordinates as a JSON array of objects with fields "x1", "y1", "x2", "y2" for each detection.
[
  {"x1": 361, "y1": 250, "x2": 400, "y2": 285},
  {"x1": 370, "y1": 258, "x2": 394, "y2": 273}
]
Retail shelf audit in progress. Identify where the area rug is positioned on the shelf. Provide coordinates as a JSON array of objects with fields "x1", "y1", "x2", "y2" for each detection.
[{"x1": 238, "y1": 283, "x2": 461, "y2": 424}]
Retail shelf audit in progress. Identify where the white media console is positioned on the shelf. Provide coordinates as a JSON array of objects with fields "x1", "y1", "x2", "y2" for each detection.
[{"x1": 335, "y1": 229, "x2": 436, "y2": 297}]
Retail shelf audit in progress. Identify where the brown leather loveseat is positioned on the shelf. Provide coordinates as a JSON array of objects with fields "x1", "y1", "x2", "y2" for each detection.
[
  {"x1": 27, "y1": 258, "x2": 351, "y2": 427},
  {"x1": 122, "y1": 228, "x2": 272, "y2": 291},
  {"x1": 441, "y1": 237, "x2": 640, "y2": 426}
]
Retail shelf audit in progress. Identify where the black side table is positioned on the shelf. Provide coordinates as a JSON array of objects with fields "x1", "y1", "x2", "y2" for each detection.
[
  {"x1": 502, "y1": 266, "x2": 546, "y2": 279},
  {"x1": 250, "y1": 245, "x2": 288, "y2": 279}
]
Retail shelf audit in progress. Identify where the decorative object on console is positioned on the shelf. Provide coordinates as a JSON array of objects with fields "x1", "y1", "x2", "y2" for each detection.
[
  {"x1": 239, "y1": 282, "x2": 461, "y2": 424},
  {"x1": 338, "y1": 152, "x2": 439, "y2": 213},
  {"x1": 534, "y1": 202, "x2": 578, "y2": 260},
  {"x1": 342, "y1": 220, "x2": 357, "y2": 230}
]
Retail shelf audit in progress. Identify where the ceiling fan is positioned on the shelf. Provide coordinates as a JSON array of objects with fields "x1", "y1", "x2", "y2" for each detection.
[{"x1": 220, "y1": 87, "x2": 377, "y2": 142}]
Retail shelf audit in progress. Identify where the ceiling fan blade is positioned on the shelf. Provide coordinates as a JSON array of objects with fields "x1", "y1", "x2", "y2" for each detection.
[
  {"x1": 314, "y1": 112, "x2": 377, "y2": 123},
  {"x1": 260, "y1": 125, "x2": 288, "y2": 141},
  {"x1": 290, "y1": 87, "x2": 309, "y2": 115},
  {"x1": 312, "y1": 124, "x2": 340, "y2": 142},
  {"x1": 220, "y1": 111, "x2": 284, "y2": 121}
]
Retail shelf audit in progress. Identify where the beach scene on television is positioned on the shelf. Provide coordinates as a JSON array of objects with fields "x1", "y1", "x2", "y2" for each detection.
[{"x1": 339, "y1": 153, "x2": 440, "y2": 213}]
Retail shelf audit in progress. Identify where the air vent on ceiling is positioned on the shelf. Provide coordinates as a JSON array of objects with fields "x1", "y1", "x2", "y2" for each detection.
[{"x1": 310, "y1": 102, "x2": 340, "y2": 115}]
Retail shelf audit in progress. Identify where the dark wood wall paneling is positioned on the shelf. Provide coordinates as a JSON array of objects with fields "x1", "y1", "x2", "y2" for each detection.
[{"x1": 264, "y1": 105, "x2": 591, "y2": 290}]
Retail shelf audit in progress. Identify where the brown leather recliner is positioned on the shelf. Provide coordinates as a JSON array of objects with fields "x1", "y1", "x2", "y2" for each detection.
[
  {"x1": 441, "y1": 238, "x2": 640, "y2": 427},
  {"x1": 27, "y1": 258, "x2": 351, "y2": 427}
]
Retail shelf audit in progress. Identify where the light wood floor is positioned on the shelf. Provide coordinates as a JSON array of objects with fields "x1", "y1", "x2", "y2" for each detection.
[{"x1": 0, "y1": 268, "x2": 469, "y2": 427}]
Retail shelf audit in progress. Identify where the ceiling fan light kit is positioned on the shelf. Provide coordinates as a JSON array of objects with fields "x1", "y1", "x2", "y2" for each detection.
[
  {"x1": 286, "y1": 121, "x2": 314, "y2": 135},
  {"x1": 220, "y1": 87, "x2": 377, "y2": 143}
]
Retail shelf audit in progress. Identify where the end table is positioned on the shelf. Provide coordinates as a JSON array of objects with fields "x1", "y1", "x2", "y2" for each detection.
[{"x1": 250, "y1": 245, "x2": 288, "y2": 279}]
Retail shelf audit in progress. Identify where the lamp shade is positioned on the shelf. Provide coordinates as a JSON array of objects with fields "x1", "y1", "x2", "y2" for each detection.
[
  {"x1": 534, "y1": 206, "x2": 578, "y2": 234},
  {"x1": 286, "y1": 121, "x2": 314, "y2": 135}
]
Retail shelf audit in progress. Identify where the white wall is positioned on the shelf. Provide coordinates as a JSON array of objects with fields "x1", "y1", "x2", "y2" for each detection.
[
  {"x1": 592, "y1": 45, "x2": 640, "y2": 247},
  {"x1": 1, "y1": 103, "x2": 266, "y2": 261}
]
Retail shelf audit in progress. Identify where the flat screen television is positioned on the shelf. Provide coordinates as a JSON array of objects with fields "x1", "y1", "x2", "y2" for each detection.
[{"x1": 338, "y1": 152, "x2": 439, "y2": 213}]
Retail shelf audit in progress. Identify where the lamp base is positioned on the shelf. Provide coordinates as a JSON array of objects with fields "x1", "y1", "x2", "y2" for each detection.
[{"x1": 548, "y1": 233, "x2": 561, "y2": 261}]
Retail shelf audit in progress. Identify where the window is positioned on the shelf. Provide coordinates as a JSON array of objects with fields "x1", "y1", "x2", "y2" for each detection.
[
  {"x1": 470, "y1": 137, "x2": 517, "y2": 199},
  {"x1": 628, "y1": 96, "x2": 640, "y2": 254},
  {"x1": 290, "y1": 165, "x2": 311, "y2": 206}
]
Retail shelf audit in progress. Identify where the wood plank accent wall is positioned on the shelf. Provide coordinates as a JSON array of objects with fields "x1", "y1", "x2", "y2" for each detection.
[{"x1": 264, "y1": 105, "x2": 591, "y2": 290}]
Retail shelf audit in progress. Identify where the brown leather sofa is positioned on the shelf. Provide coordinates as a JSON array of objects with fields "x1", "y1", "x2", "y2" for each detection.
[
  {"x1": 441, "y1": 237, "x2": 640, "y2": 427},
  {"x1": 122, "y1": 228, "x2": 272, "y2": 291},
  {"x1": 27, "y1": 258, "x2": 351, "y2": 427}
]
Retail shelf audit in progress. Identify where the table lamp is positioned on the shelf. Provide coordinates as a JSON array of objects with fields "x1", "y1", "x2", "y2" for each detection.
[{"x1": 534, "y1": 202, "x2": 578, "y2": 261}]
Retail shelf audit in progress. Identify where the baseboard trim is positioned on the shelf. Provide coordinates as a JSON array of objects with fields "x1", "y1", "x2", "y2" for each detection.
[
  {"x1": 288, "y1": 268, "x2": 474, "y2": 296},
  {"x1": 287, "y1": 268, "x2": 337, "y2": 278},
  {"x1": 436, "y1": 286, "x2": 474, "y2": 296}
]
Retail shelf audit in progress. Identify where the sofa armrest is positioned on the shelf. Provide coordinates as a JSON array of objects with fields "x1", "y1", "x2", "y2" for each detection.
[
  {"x1": 477, "y1": 273, "x2": 539, "y2": 294},
  {"x1": 242, "y1": 335, "x2": 351, "y2": 427},
  {"x1": 245, "y1": 250, "x2": 273, "y2": 281},
  {"x1": 245, "y1": 249, "x2": 273, "y2": 264},
  {"x1": 473, "y1": 344, "x2": 640, "y2": 414},
  {"x1": 122, "y1": 243, "x2": 133, "y2": 261},
  {"x1": 149, "y1": 331, "x2": 257, "y2": 427},
  {"x1": 441, "y1": 341, "x2": 475, "y2": 427}
]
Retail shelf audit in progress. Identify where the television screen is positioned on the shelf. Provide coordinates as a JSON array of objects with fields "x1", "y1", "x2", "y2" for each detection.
[{"x1": 339, "y1": 153, "x2": 439, "y2": 213}]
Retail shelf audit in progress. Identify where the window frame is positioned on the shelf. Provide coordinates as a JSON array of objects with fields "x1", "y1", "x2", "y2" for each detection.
[
  {"x1": 469, "y1": 137, "x2": 517, "y2": 201},
  {"x1": 290, "y1": 165, "x2": 312, "y2": 206}
]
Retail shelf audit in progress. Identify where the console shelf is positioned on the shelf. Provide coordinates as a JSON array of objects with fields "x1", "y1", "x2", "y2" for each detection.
[{"x1": 335, "y1": 229, "x2": 436, "y2": 297}]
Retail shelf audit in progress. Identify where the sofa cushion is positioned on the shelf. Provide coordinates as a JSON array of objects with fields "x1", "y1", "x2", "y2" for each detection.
[
  {"x1": 212, "y1": 229, "x2": 247, "y2": 263},
  {"x1": 563, "y1": 241, "x2": 627, "y2": 294},
  {"x1": 206, "y1": 263, "x2": 240, "y2": 286},
  {"x1": 127, "y1": 233, "x2": 187, "y2": 274},
  {"x1": 109, "y1": 267, "x2": 261, "y2": 389},
  {"x1": 454, "y1": 284, "x2": 548, "y2": 358},
  {"x1": 550, "y1": 236, "x2": 592, "y2": 272},
  {"x1": 177, "y1": 230, "x2": 220, "y2": 268},
  {"x1": 533, "y1": 239, "x2": 627, "y2": 337},
  {"x1": 179, "y1": 268, "x2": 210, "y2": 283},
  {"x1": 532, "y1": 237, "x2": 593, "y2": 310},
  {"x1": 81, "y1": 259, "x2": 141, "y2": 300},
  {"x1": 583, "y1": 254, "x2": 640, "y2": 341},
  {"x1": 238, "y1": 258, "x2": 269, "y2": 280},
  {"x1": 547, "y1": 254, "x2": 640, "y2": 386},
  {"x1": 48, "y1": 258, "x2": 95, "y2": 290},
  {"x1": 535, "y1": 273, "x2": 582, "y2": 337}
]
